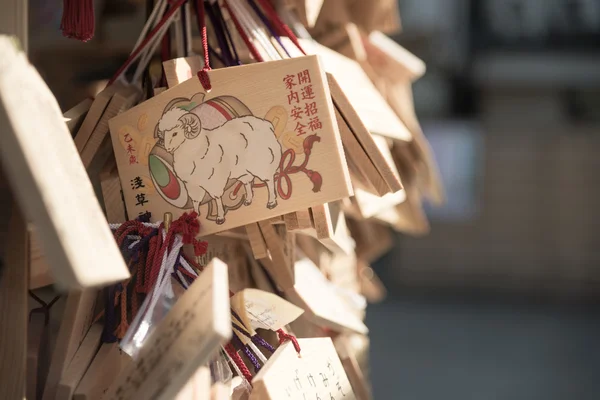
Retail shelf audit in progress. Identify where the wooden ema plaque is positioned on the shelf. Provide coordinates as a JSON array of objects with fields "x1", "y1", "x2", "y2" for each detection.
[
  {"x1": 109, "y1": 56, "x2": 352, "y2": 236},
  {"x1": 0, "y1": 37, "x2": 130, "y2": 289},
  {"x1": 103, "y1": 258, "x2": 232, "y2": 400},
  {"x1": 250, "y1": 338, "x2": 356, "y2": 400}
]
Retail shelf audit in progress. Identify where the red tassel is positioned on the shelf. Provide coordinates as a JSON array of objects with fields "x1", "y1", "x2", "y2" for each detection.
[{"x1": 60, "y1": 0, "x2": 95, "y2": 42}]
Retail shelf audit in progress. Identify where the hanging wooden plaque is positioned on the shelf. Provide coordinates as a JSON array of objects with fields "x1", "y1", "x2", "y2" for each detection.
[
  {"x1": 0, "y1": 38, "x2": 130, "y2": 289},
  {"x1": 250, "y1": 338, "x2": 356, "y2": 400},
  {"x1": 109, "y1": 56, "x2": 352, "y2": 237},
  {"x1": 103, "y1": 258, "x2": 232, "y2": 400}
]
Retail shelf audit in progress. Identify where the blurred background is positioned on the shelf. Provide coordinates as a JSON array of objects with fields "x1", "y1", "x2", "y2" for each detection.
[{"x1": 25, "y1": 0, "x2": 600, "y2": 398}]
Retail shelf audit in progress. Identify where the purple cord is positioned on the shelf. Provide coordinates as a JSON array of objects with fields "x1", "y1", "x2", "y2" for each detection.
[
  {"x1": 252, "y1": 334, "x2": 275, "y2": 353},
  {"x1": 205, "y1": 2, "x2": 235, "y2": 66},
  {"x1": 215, "y1": 3, "x2": 242, "y2": 65},
  {"x1": 232, "y1": 315, "x2": 276, "y2": 353},
  {"x1": 233, "y1": 335, "x2": 262, "y2": 371},
  {"x1": 247, "y1": 0, "x2": 291, "y2": 58}
]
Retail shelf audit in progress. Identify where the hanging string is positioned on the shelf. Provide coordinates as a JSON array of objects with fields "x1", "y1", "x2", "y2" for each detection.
[
  {"x1": 205, "y1": 2, "x2": 235, "y2": 67},
  {"x1": 247, "y1": 0, "x2": 291, "y2": 58},
  {"x1": 225, "y1": 343, "x2": 254, "y2": 383},
  {"x1": 28, "y1": 292, "x2": 61, "y2": 326},
  {"x1": 277, "y1": 328, "x2": 301, "y2": 354},
  {"x1": 60, "y1": 0, "x2": 95, "y2": 42},
  {"x1": 222, "y1": 0, "x2": 264, "y2": 62},
  {"x1": 255, "y1": 0, "x2": 306, "y2": 55},
  {"x1": 108, "y1": 0, "x2": 187, "y2": 86},
  {"x1": 215, "y1": 3, "x2": 242, "y2": 65},
  {"x1": 193, "y1": 0, "x2": 212, "y2": 91}
]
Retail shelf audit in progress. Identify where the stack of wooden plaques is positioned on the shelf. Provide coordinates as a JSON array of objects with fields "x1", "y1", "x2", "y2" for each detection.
[{"x1": 0, "y1": 1, "x2": 444, "y2": 399}]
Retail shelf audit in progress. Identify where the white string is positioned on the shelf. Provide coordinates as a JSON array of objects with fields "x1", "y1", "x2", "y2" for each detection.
[
  {"x1": 229, "y1": 0, "x2": 281, "y2": 61},
  {"x1": 248, "y1": 341, "x2": 268, "y2": 363},
  {"x1": 179, "y1": 255, "x2": 199, "y2": 278},
  {"x1": 113, "y1": 2, "x2": 180, "y2": 85},
  {"x1": 132, "y1": 19, "x2": 173, "y2": 83},
  {"x1": 108, "y1": 222, "x2": 160, "y2": 230},
  {"x1": 184, "y1": 1, "x2": 193, "y2": 56},
  {"x1": 145, "y1": 231, "x2": 184, "y2": 322},
  {"x1": 132, "y1": 0, "x2": 167, "y2": 53}
]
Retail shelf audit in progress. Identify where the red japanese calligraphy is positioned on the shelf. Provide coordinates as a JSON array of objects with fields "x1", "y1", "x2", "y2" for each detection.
[
  {"x1": 283, "y1": 74, "x2": 296, "y2": 90},
  {"x1": 304, "y1": 102, "x2": 318, "y2": 116},
  {"x1": 301, "y1": 85, "x2": 315, "y2": 100},
  {"x1": 308, "y1": 116, "x2": 322, "y2": 132},
  {"x1": 288, "y1": 90, "x2": 300, "y2": 105},
  {"x1": 290, "y1": 105, "x2": 303, "y2": 120},
  {"x1": 295, "y1": 121, "x2": 307, "y2": 136},
  {"x1": 298, "y1": 69, "x2": 311, "y2": 85}
]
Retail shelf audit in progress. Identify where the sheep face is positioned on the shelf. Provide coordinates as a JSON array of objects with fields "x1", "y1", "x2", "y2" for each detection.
[
  {"x1": 163, "y1": 124, "x2": 187, "y2": 153},
  {"x1": 158, "y1": 109, "x2": 202, "y2": 153}
]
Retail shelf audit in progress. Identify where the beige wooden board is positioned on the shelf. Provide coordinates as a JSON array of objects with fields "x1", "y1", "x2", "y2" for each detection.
[
  {"x1": 353, "y1": 188, "x2": 405, "y2": 218},
  {"x1": 100, "y1": 155, "x2": 127, "y2": 223},
  {"x1": 334, "y1": 336, "x2": 373, "y2": 400},
  {"x1": 29, "y1": 226, "x2": 53, "y2": 289},
  {"x1": 174, "y1": 365, "x2": 211, "y2": 400},
  {"x1": 364, "y1": 31, "x2": 425, "y2": 81},
  {"x1": 73, "y1": 343, "x2": 131, "y2": 400},
  {"x1": 250, "y1": 338, "x2": 356, "y2": 400},
  {"x1": 29, "y1": 99, "x2": 95, "y2": 289},
  {"x1": 0, "y1": 39, "x2": 130, "y2": 289},
  {"x1": 328, "y1": 74, "x2": 403, "y2": 192},
  {"x1": 334, "y1": 106, "x2": 389, "y2": 196},
  {"x1": 382, "y1": 183, "x2": 430, "y2": 236},
  {"x1": 285, "y1": 0, "x2": 324, "y2": 27},
  {"x1": 347, "y1": 0, "x2": 401, "y2": 34},
  {"x1": 358, "y1": 261, "x2": 387, "y2": 304},
  {"x1": 257, "y1": 220, "x2": 295, "y2": 290},
  {"x1": 387, "y1": 82, "x2": 445, "y2": 205},
  {"x1": 80, "y1": 86, "x2": 140, "y2": 169},
  {"x1": 74, "y1": 84, "x2": 121, "y2": 152},
  {"x1": 110, "y1": 56, "x2": 352, "y2": 236},
  {"x1": 243, "y1": 243, "x2": 278, "y2": 293},
  {"x1": 246, "y1": 222, "x2": 268, "y2": 259},
  {"x1": 284, "y1": 209, "x2": 313, "y2": 231},
  {"x1": 43, "y1": 289, "x2": 98, "y2": 400},
  {"x1": 301, "y1": 39, "x2": 411, "y2": 142},
  {"x1": 231, "y1": 288, "x2": 304, "y2": 335},
  {"x1": 104, "y1": 258, "x2": 232, "y2": 400},
  {"x1": 64, "y1": 98, "x2": 93, "y2": 134},
  {"x1": 362, "y1": 34, "x2": 444, "y2": 205},
  {"x1": 211, "y1": 382, "x2": 231, "y2": 400},
  {"x1": 0, "y1": 207, "x2": 28, "y2": 400},
  {"x1": 27, "y1": 311, "x2": 47, "y2": 400},
  {"x1": 286, "y1": 258, "x2": 368, "y2": 334},
  {"x1": 295, "y1": 233, "x2": 327, "y2": 268},
  {"x1": 56, "y1": 324, "x2": 103, "y2": 399},
  {"x1": 347, "y1": 218, "x2": 394, "y2": 263},
  {"x1": 301, "y1": 202, "x2": 354, "y2": 255},
  {"x1": 163, "y1": 56, "x2": 205, "y2": 88}
]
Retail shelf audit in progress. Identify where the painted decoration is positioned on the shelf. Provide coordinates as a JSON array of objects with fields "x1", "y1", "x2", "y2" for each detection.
[{"x1": 109, "y1": 56, "x2": 352, "y2": 236}]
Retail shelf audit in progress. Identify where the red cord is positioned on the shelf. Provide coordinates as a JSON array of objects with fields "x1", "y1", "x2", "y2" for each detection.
[
  {"x1": 108, "y1": 0, "x2": 187, "y2": 86},
  {"x1": 195, "y1": 0, "x2": 212, "y2": 91},
  {"x1": 60, "y1": 0, "x2": 95, "y2": 42},
  {"x1": 225, "y1": 343, "x2": 254, "y2": 384},
  {"x1": 255, "y1": 0, "x2": 306, "y2": 55},
  {"x1": 222, "y1": 0, "x2": 264, "y2": 62},
  {"x1": 277, "y1": 328, "x2": 302, "y2": 354}
]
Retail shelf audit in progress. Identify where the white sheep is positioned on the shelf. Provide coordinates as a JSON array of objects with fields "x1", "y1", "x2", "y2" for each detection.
[{"x1": 157, "y1": 107, "x2": 282, "y2": 225}]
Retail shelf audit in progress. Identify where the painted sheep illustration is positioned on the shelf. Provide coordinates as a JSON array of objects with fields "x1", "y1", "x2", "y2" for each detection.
[{"x1": 156, "y1": 106, "x2": 283, "y2": 225}]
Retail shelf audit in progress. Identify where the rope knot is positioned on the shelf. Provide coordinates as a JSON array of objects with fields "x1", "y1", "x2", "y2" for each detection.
[
  {"x1": 197, "y1": 68, "x2": 212, "y2": 92},
  {"x1": 277, "y1": 328, "x2": 301, "y2": 355}
]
